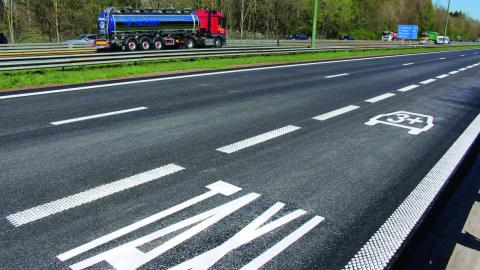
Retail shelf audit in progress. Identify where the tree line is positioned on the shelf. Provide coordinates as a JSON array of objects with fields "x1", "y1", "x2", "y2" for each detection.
[{"x1": 1, "y1": 0, "x2": 479, "y2": 43}]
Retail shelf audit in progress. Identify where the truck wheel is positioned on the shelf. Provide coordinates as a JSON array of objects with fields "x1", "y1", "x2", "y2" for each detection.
[
  {"x1": 126, "y1": 39, "x2": 137, "y2": 51},
  {"x1": 140, "y1": 38, "x2": 151, "y2": 50},
  {"x1": 186, "y1": 38, "x2": 195, "y2": 49},
  {"x1": 153, "y1": 38, "x2": 163, "y2": 50},
  {"x1": 214, "y1": 38, "x2": 222, "y2": 48}
]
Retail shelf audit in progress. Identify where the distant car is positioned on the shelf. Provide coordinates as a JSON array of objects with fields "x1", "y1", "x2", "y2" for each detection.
[
  {"x1": 343, "y1": 35, "x2": 355, "y2": 41},
  {"x1": 0, "y1": 33, "x2": 7, "y2": 44},
  {"x1": 381, "y1": 31, "x2": 397, "y2": 41},
  {"x1": 63, "y1": 34, "x2": 97, "y2": 44},
  {"x1": 287, "y1": 33, "x2": 310, "y2": 40},
  {"x1": 435, "y1": 36, "x2": 450, "y2": 44}
]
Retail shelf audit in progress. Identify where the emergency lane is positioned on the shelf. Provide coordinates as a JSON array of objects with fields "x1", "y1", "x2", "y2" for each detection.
[{"x1": 0, "y1": 49, "x2": 479, "y2": 269}]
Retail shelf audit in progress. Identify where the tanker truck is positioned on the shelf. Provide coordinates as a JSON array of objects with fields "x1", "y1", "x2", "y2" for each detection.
[{"x1": 95, "y1": 7, "x2": 227, "y2": 51}]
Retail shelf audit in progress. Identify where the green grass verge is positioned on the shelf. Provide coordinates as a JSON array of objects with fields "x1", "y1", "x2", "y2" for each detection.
[{"x1": 1, "y1": 45, "x2": 479, "y2": 91}]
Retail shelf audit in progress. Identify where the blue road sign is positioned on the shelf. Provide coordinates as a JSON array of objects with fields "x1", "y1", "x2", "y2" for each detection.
[{"x1": 398, "y1": 25, "x2": 419, "y2": 39}]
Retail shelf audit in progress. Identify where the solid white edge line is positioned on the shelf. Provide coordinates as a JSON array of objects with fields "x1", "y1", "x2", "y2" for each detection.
[
  {"x1": 397, "y1": 85, "x2": 419, "y2": 92},
  {"x1": 344, "y1": 113, "x2": 480, "y2": 270},
  {"x1": 325, "y1": 73, "x2": 349, "y2": 78},
  {"x1": 6, "y1": 164, "x2": 184, "y2": 227},
  {"x1": 240, "y1": 216, "x2": 325, "y2": 270},
  {"x1": 216, "y1": 125, "x2": 301, "y2": 154},
  {"x1": 313, "y1": 105, "x2": 360, "y2": 121},
  {"x1": 402, "y1": 63, "x2": 414, "y2": 66},
  {"x1": 50, "y1": 107, "x2": 148, "y2": 125},
  {"x1": 420, "y1": 78, "x2": 436, "y2": 85},
  {"x1": 0, "y1": 49, "x2": 477, "y2": 100},
  {"x1": 365, "y1": 93, "x2": 396, "y2": 103},
  {"x1": 436, "y1": 74, "x2": 449, "y2": 79}
]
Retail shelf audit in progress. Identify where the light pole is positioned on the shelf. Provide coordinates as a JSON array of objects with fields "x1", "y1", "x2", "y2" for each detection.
[
  {"x1": 311, "y1": 0, "x2": 318, "y2": 48},
  {"x1": 443, "y1": 0, "x2": 451, "y2": 44}
]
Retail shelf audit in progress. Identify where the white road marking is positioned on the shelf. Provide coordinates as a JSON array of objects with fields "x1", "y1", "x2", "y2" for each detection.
[
  {"x1": 313, "y1": 105, "x2": 360, "y2": 121},
  {"x1": 449, "y1": 70, "x2": 460, "y2": 74},
  {"x1": 397, "y1": 84, "x2": 419, "y2": 92},
  {"x1": 460, "y1": 54, "x2": 465, "y2": 56},
  {"x1": 325, "y1": 73, "x2": 349, "y2": 78},
  {"x1": 402, "y1": 63, "x2": 414, "y2": 66},
  {"x1": 170, "y1": 202, "x2": 308, "y2": 270},
  {"x1": 365, "y1": 93, "x2": 396, "y2": 103},
  {"x1": 459, "y1": 68, "x2": 467, "y2": 71},
  {"x1": 50, "y1": 107, "x2": 148, "y2": 125},
  {"x1": 365, "y1": 111, "x2": 434, "y2": 135},
  {"x1": 68, "y1": 193, "x2": 262, "y2": 270},
  {"x1": 216, "y1": 125, "x2": 301, "y2": 154},
  {"x1": 57, "y1": 180, "x2": 242, "y2": 261},
  {"x1": 344, "y1": 113, "x2": 480, "y2": 270},
  {"x1": 240, "y1": 216, "x2": 325, "y2": 270},
  {"x1": 439, "y1": 57, "x2": 446, "y2": 60},
  {"x1": 436, "y1": 74, "x2": 449, "y2": 79},
  {"x1": 420, "y1": 79, "x2": 436, "y2": 85},
  {"x1": 0, "y1": 49, "x2": 476, "y2": 100},
  {"x1": 6, "y1": 164, "x2": 184, "y2": 227}
]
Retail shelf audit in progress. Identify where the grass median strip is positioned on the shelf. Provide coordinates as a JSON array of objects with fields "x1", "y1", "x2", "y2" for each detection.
[{"x1": 1, "y1": 46, "x2": 478, "y2": 91}]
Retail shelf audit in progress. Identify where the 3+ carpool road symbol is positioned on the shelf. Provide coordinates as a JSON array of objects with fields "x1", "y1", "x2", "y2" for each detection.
[{"x1": 365, "y1": 111, "x2": 434, "y2": 135}]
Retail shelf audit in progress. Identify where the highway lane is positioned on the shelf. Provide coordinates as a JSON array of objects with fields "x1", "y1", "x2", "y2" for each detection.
[
  {"x1": 0, "y1": 49, "x2": 479, "y2": 269},
  {"x1": 0, "y1": 48, "x2": 477, "y2": 137}
]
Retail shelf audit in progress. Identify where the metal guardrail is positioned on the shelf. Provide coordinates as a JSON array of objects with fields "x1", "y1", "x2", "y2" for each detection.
[
  {"x1": 1, "y1": 39, "x2": 477, "y2": 54},
  {"x1": 0, "y1": 47, "x2": 319, "y2": 71},
  {"x1": 0, "y1": 41, "x2": 477, "y2": 72}
]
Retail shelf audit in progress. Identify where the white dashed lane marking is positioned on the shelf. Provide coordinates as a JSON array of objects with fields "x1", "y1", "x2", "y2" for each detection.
[
  {"x1": 449, "y1": 70, "x2": 460, "y2": 74},
  {"x1": 436, "y1": 74, "x2": 449, "y2": 79},
  {"x1": 397, "y1": 85, "x2": 419, "y2": 92},
  {"x1": 6, "y1": 164, "x2": 184, "y2": 227},
  {"x1": 365, "y1": 93, "x2": 396, "y2": 103},
  {"x1": 439, "y1": 58, "x2": 446, "y2": 60},
  {"x1": 459, "y1": 68, "x2": 467, "y2": 71},
  {"x1": 51, "y1": 107, "x2": 148, "y2": 125},
  {"x1": 420, "y1": 79, "x2": 436, "y2": 85},
  {"x1": 313, "y1": 105, "x2": 360, "y2": 121},
  {"x1": 325, "y1": 73, "x2": 349, "y2": 78},
  {"x1": 216, "y1": 125, "x2": 301, "y2": 154},
  {"x1": 402, "y1": 63, "x2": 414, "y2": 66}
]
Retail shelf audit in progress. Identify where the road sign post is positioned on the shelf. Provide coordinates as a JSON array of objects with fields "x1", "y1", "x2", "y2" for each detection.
[
  {"x1": 311, "y1": 0, "x2": 318, "y2": 48},
  {"x1": 444, "y1": 0, "x2": 451, "y2": 45}
]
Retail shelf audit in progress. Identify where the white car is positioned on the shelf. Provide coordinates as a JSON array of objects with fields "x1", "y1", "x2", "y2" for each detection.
[
  {"x1": 63, "y1": 34, "x2": 97, "y2": 45},
  {"x1": 435, "y1": 36, "x2": 450, "y2": 44}
]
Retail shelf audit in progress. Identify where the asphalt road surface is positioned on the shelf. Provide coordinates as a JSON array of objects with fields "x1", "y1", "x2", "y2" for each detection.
[{"x1": 1, "y1": 48, "x2": 480, "y2": 270}]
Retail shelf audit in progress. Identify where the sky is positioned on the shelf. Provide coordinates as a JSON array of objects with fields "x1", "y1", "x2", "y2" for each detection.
[{"x1": 434, "y1": 0, "x2": 480, "y2": 21}]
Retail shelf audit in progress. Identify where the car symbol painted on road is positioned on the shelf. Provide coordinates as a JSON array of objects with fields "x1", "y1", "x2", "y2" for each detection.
[{"x1": 365, "y1": 111, "x2": 434, "y2": 135}]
